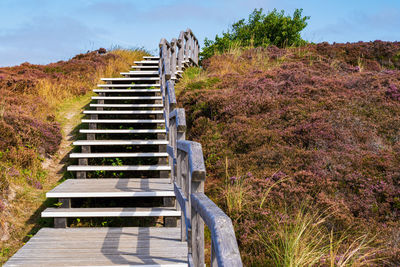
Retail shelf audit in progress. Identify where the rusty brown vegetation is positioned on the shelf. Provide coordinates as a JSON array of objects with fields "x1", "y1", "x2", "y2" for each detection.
[{"x1": 177, "y1": 41, "x2": 400, "y2": 266}]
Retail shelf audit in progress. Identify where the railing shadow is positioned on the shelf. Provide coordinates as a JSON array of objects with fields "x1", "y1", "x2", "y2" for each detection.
[{"x1": 100, "y1": 226, "x2": 187, "y2": 265}]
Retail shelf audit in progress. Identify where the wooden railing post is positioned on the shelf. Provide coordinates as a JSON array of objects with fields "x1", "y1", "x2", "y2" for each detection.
[
  {"x1": 169, "y1": 117, "x2": 177, "y2": 182},
  {"x1": 169, "y1": 109, "x2": 187, "y2": 241},
  {"x1": 184, "y1": 32, "x2": 190, "y2": 63},
  {"x1": 159, "y1": 40, "x2": 167, "y2": 102},
  {"x1": 188, "y1": 143, "x2": 206, "y2": 267},
  {"x1": 177, "y1": 31, "x2": 185, "y2": 72},
  {"x1": 191, "y1": 179, "x2": 205, "y2": 267},
  {"x1": 190, "y1": 34, "x2": 195, "y2": 62},
  {"x1": 211, "y1": 242, "x2": 218, "y2": 267},
  {"x1": 166, "y1": 80, "x2": 176, "y2": 132},
  {"x1": 177, "y1": 148, "x2": 190, "y2": 243},
  {"x1": 170, "y1": 38, "x2": 177, "y2": 80},
  {"x1": 194, "y1": 39, "x2": 199, "y2": 65}
]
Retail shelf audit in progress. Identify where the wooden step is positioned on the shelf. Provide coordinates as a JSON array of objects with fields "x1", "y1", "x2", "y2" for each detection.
[
  {"x1": 98, "y1": 83, "x2": 160, "y2": 88},
  {"x1": 143, "y1": 56, "x2": 160, "y2": 60},
  {"x1": 92, "y1": 96, "x2": 162, "y2": 100},
  {"x1": 90, "y1": 103, "x2": 163, "y2": 108},
  {"x1": 120, "y1": 71, "x2": 159, "y2": 75},
  {"x1": 73, "y1": 140, "x2": 168, "y2": 146},
  {"x1": 70, "y1": 152, "x2": 168, "y2": 158},
  {"x1": 79, "y1": 129, "x2": 166, "y2": 134},
  {"x1": 131, "y1": 65, "x2": 159, "y2": 69},
  {"x1": 83, "y1": 110, "x2": 163, "y2": 115},
  {"x1": 100, "y1": 77, "x2": 159, "y2": 82},
  {"x1": 67, "y1": 165, "x2": 171, "y2": 172},
  {"x1": 4, "y1": 227, "x2": 188, "y2": 267},
  {"x1": 93, "y1": 89, "x2": 160, "y2": 93},
  {"x1": 134, "y1": 60, "x2": 159, "y2": 65},
  {"x1": 46, "y1": 178, "x2": 174, "y2": 198},
  {"x1": 81, "y1": 119, "x2": 164, "y2": 124},
  {"x1": 42, "y1": 207, "x2": 179, "y2": 218}
]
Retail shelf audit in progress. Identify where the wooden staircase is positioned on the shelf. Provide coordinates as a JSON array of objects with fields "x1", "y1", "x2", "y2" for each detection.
[{"x1": 4, "y1": 29, "x2": 242, "y2": 267}]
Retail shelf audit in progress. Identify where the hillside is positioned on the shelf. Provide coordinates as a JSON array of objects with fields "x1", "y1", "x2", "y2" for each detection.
[
  {"x1": 177, "y1": 41, "x2": 400, "y2": 265},
  {"x1": 0, "y1": 48, "x2": 147, "y2": 262}
]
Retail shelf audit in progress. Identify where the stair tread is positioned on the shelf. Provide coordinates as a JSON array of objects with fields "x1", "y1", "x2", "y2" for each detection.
[
  {"x1": 81, "y1": 119, "x2": 165, "y2": 123},
  {"x1": 90, "y1": 103, "x2": 163, "y2": 108},
  {"x1": 131, "y1": 65, "x2": 159, "y2": 69},
  {"x1": 97, "y1": 83, "x2": 160, "y2": 87},
  {"x1": 70, "y1": 152, "x2": 168, "y2": 158},
  {"x1": 42, "y1": 207, "x2": 180, "y2": 217},
  {"x1": 67, "y1": 165, "x2": 171, "y2": 171},
  {"x1": 73, "y1": 140, "x2": 168, "y2": 145},
  {"x1": 47, "y1": 178, "x2": 174, "y2": 198},
  {"x1": 143, "y1": 56, "x2": 160, "y2": 59},
  {"x1": 101, "y1": 77, "x2": 159, "y2": 81},
  {"x1": 80, "y1": 129, "x2": 166, "y2": 133},
  {"x1": 68, "y1": 164, "x2": 170, "y2": 168},
  {"x1": 120, "y1": 71, "x2": 158, "y2": 75},
  {"x1": 83, "y1": 110, "x2": 163, "y2": 114},
  {"x1": 92, "y1": 96, "x2": 161, "y2": 100},
  {"x1": 93, "y1": 89, "x2": 160, "y2": 93},
  {"x1": 133, "y1": 60, "x2": 159, "y2": 64}
]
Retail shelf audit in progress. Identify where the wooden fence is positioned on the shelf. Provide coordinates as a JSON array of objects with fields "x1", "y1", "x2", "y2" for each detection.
[{"x1": 159, "y1": 29, "x2": 243, "y2": 267}]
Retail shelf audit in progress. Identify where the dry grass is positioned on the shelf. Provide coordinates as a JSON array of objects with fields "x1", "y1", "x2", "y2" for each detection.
[
  {"x1": 256, "y1": 205, "x2": 385, "y2": 267},
  {"x1": 328, "y1": 231, "x2": 385, "y2": 267},
  {"x1": 35, "y1": 49, "x2": 147, "y2": 107},
  {"x1": 219, "y1": 164, "x2": 384, "y2": 266},
  {"x1": 219, "y1": 160, "x2": 384, "y2": 266},
  {"x1": 223, "y1": 157, "x2": 247, "y2": 215}
]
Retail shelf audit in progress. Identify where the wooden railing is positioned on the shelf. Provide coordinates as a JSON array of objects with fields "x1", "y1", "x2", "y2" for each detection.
[{"x1": 159, "y1": 29, "x2": 242, "y2": 267}]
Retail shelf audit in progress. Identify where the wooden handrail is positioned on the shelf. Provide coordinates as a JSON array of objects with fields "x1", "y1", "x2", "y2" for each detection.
[
  {"x1": 159, "y1": 29, "x2": 242, "y2": 267},
  {"x1": 191, "y1": 193, "x2": 242, "y2": 267}
]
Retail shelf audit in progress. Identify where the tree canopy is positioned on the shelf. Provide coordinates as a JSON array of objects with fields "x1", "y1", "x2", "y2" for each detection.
[{"x1": 201, "y1": 8, "x2": 310, "y2": 60}]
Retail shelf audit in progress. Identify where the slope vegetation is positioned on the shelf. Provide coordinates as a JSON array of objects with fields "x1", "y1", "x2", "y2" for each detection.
[
  {"x1": 177, "y1": 41, "x2": 400, "y2": 265},
  {"x1": 0, "y1": 48, "x2": 147, "y2": 262}
]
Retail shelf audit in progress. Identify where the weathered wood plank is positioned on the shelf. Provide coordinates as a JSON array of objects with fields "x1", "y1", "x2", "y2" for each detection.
[
  {"x1": 191, "y1": 193, "x2": 242, "y2": 267},
  {"x1": 73, "y1": 140, "x2": 168, "y2": 145},
  {"x1": 177, "y1": 141, "x2": 206, "y2": 182},
  {"x1": 169, "y1": 108, "x2": 186, "y2": 133},
  {"x1": 6, "y1": 259, "x2": 187, "y2": 266},
  {"x1": 70, "y1": 152, "x2": 168, "y2": 158},
  {"x1": 67, "y1": 165, "x2": 171, "y2": 172},
  {"x1": 97, "y1": 83, "x2": 160, "y2": 87},
  {"x1": 174, "y1": 182, "x2": 191, "y2": 242},
  {"x1": 42, "y1": 207, "x2": 180, "y2": 218},
  {"x1": 167, "y1": 80, "x2": 177, "y2": 110},
  {"x1": 5, "y1": 227, "x2": 188, "y2": 266},
  {"x1": 47, "y1": 178, "x2": 175, "y2": 198}
]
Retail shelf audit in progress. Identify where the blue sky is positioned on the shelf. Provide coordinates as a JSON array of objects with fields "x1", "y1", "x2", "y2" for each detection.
[{"x1": 0, "y1": 0, "x2": 399, "y2": 67}]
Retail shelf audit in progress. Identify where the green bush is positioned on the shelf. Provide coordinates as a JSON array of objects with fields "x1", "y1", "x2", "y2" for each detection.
[{"x1": 201, "y1": 8, "x2": 310, "y2": 61}]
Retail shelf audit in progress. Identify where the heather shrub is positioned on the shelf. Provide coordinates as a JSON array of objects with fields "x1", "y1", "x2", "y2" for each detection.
[
  {"x1": 178, "y1": 42, "x2": 400, "y2": 264},
  {"x1": 201, "y1": 8, "x2": 310, "y2": 61},
  {"x1": 313, "y1": 41, "x2": 400, "y2": 70}
]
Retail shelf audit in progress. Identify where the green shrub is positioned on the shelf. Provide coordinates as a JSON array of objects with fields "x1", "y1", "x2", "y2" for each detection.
[{"x1": 201, "y1": 8, "x2": 310, "y2": 61}]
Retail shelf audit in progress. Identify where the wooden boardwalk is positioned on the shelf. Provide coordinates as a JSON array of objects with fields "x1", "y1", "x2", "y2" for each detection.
[
  {"x1": 5, "y1": 30, "x2": 242, "y2": 267},
  {"x1": 6, "y1": 228, "x2": 187, "y2": 266}
]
